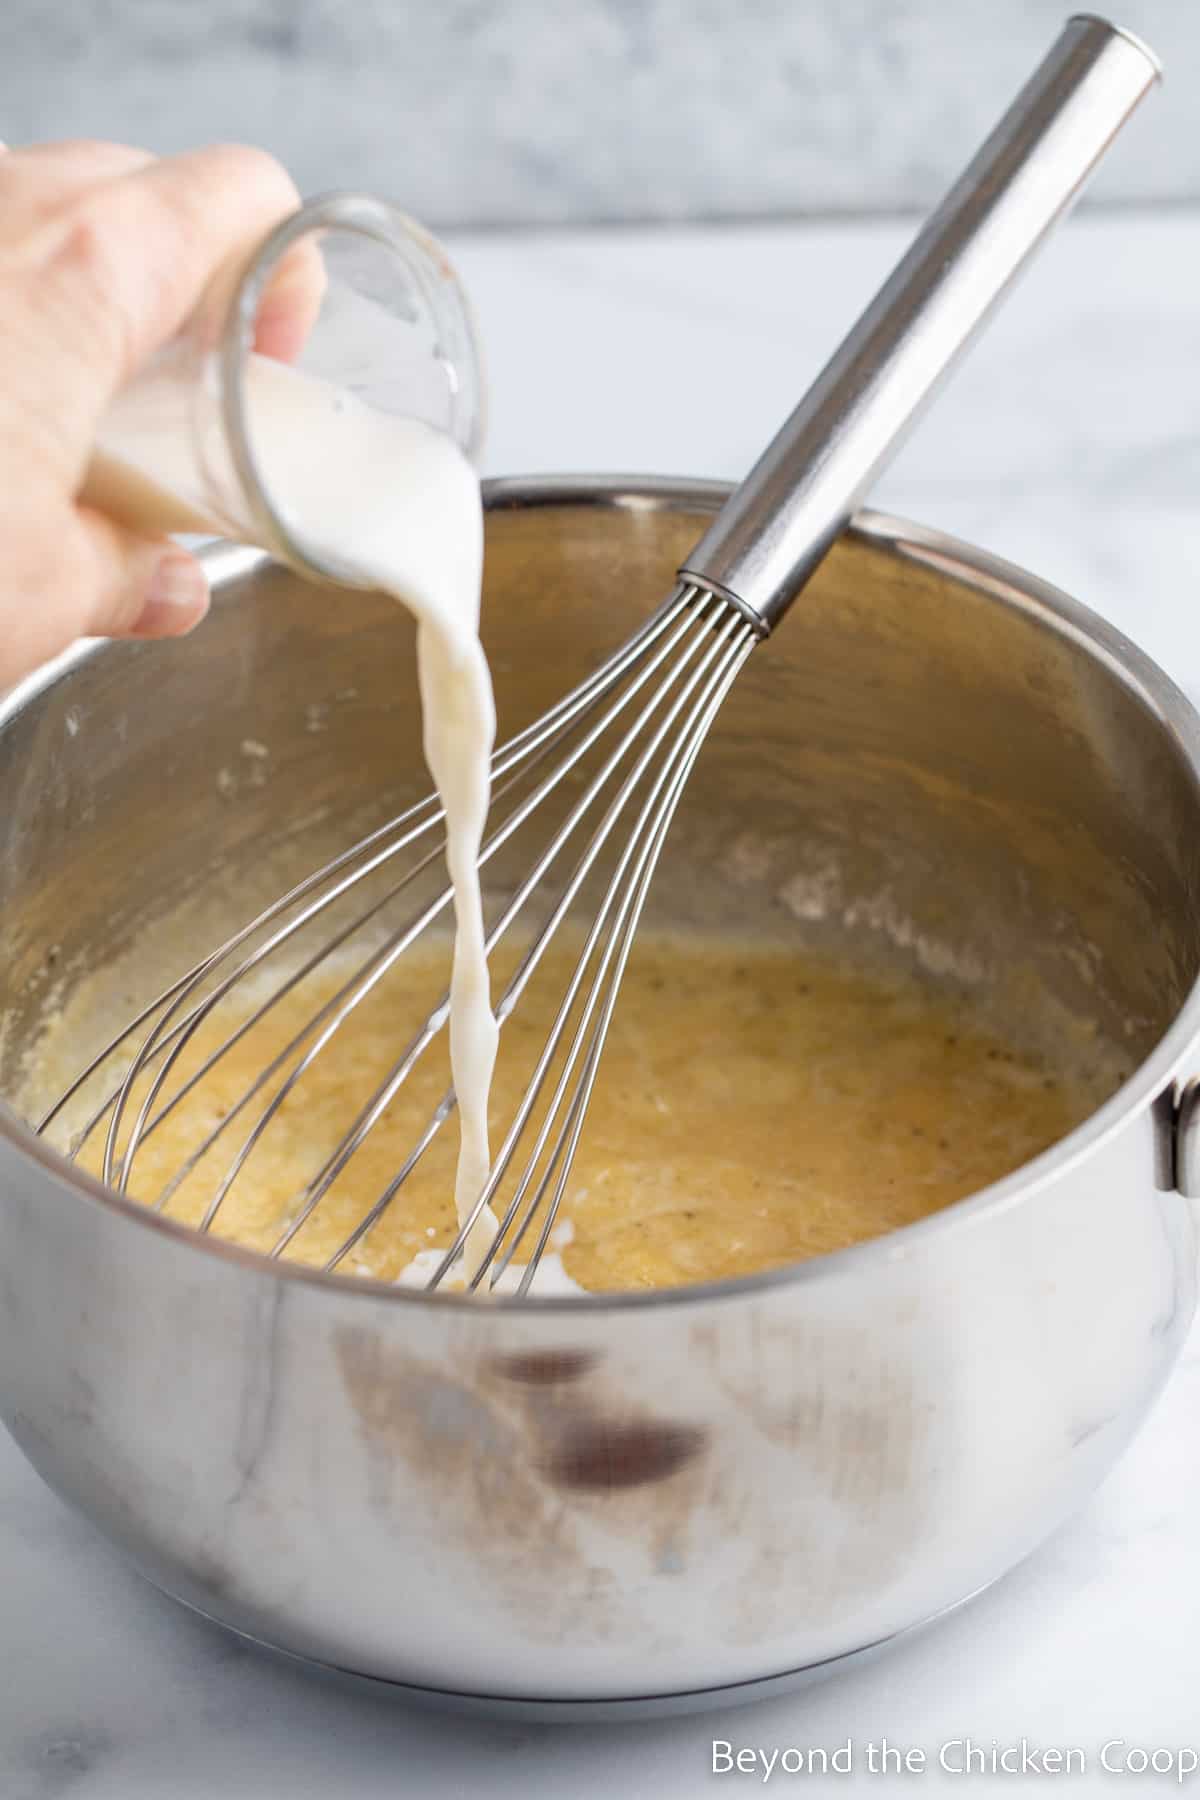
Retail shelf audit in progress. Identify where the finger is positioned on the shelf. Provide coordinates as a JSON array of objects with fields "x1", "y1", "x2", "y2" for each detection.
[
  {"x1": 23, "y1": 143, "x2": 303, "y2": 405},
  {"x1": 0, "y1": 141, "x2": 155, "y2": 240},
  {"x1": 0, "y1": 503, "x2": 209, "y2": 687},
  {"x1": 185, "y1": 211, "x2": 326, "y2": 364},
  {"x1": 72, "y1": 510, "x2": 210, "y2": 640},
  {"x1": 4, "y1": 137, "x2": 146, "y2": 167},
  {"x1": 253, "y1": 234, "x2": 327, "y2": 362},
  {"x1": 2, "y1": 141, "x2": 320, "y2": 391},
  {"x1": 51, "y1": 511, "x2": 209, "y2": 651}
]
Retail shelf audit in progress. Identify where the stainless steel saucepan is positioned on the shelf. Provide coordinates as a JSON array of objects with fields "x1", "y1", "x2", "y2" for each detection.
[{"x1": 1, "y1": 480, "x2": 1198, "y2": 1718}]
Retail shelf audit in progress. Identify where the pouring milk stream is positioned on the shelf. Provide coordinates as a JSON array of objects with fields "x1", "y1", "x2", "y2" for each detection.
[{"x1": 85, "y1": 346, "x2": 579, "y2": 1293}]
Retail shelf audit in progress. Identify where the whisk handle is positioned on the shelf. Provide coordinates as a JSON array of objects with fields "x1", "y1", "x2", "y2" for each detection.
[{"x1": 679, "y1": 15, "x2": 1160, "y2": 635}]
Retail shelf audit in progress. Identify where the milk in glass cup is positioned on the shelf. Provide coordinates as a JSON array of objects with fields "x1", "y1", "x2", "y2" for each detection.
[{"x1": 83, "y1": 193, "x2": 485, "y2": 585}]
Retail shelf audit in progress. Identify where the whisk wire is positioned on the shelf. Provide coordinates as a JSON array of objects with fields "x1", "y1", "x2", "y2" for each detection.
[
  {"x1": 123, "y1": 600, "x2": 700, "y2": 1197},
  {"x1": 504, "y1": 625, "x2": 757, "y2": 1295},
  {"x1": 435, "y1": 598, "x2": 756, "y2": 1289},
  {"x1": 198, "y1": 586, "x2": 721, "y2": 1245},
  {"x1": 268, "y1": 587, "x2": 738, "y2": 1260},
  {"x1": 43, "y1": 580, "x2": 756, "y2": 1291},
  {"x1": 44, "y1": 588, "x2": 696, "y2": 1157}
]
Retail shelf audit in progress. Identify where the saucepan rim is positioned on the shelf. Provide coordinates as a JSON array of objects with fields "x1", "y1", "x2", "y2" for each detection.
[{"x1": 2, "y1": 475, "x2": 1199, "y2": 1315}]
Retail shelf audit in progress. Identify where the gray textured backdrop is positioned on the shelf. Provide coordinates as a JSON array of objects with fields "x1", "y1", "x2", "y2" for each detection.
[{"x1": 1, "y1": 1, "x2": 1194, "y2": 226}]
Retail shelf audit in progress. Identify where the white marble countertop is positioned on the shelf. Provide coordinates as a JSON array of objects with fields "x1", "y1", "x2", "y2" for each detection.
[{"x1": 3, "y1": 210, "x2": 1199, "y2": 1795}]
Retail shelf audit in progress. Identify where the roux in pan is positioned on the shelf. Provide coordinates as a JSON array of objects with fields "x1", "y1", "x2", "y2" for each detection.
[{"x1": 65, "y1": 931, "x2": 1119, "y2": 1293}]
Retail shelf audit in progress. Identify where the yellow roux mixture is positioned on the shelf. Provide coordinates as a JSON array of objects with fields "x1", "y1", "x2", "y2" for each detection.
[{"x1": 69, "y1": 932, "x2": 1115, "y2": 1293}]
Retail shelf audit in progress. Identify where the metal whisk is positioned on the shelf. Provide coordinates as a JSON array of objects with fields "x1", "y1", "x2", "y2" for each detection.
[{"x1": 40, "y1": 18, "x2": 1158, "y2": 1294}]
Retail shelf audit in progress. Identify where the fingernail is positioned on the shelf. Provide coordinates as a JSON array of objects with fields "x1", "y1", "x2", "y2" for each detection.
[{"x1": 134, "y1": 552, "x2": 210, "y2": 638}]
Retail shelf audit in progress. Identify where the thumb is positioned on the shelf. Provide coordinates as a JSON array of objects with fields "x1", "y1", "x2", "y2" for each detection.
[
  {"x1": 0, "y1": 501, "x2": 209, "y2": 690},
  {"x1": 72, "y1": 509, "x2": 210, "y2": 641}
]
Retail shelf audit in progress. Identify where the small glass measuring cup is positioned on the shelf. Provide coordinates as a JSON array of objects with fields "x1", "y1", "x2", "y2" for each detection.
[{"x1": 87, "y1": 192, "x2": 485, "y2": 585}]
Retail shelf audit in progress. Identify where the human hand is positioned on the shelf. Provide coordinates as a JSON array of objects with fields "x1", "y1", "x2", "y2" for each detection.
[{"x1": 0, "y1": 139, "x2": 315, "y2": 689}]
